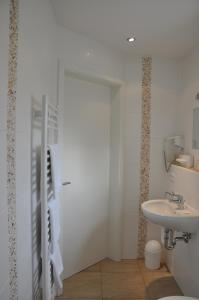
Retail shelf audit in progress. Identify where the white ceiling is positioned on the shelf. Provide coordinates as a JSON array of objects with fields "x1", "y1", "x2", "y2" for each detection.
[{"x1": 51, "y1": 0, "x2": 199, "y2": 59}]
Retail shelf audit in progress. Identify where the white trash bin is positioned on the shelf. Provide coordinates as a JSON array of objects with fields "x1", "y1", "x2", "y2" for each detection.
[{"x1": 145, "y1": 240, "x2": 161, "y2": 270}]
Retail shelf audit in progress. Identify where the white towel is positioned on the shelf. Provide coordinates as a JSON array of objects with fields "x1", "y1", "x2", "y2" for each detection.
[
  {"x1": 50, "y1": 244, "x2": 64, "y2": 290},
  {"x1": 48, "y1": 144, "x2": 62, "y2": 200},
  {"x1": 48, "y1": 197, "x2": 61, "y2": 252},
  {"x1": 48, "y1": 198, "x2": 64, "y2": 291}
]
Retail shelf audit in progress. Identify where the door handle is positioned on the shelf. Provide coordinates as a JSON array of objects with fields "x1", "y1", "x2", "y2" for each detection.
[{"x1": 62, "y1": 181, "x2": 71, "y2": 186}]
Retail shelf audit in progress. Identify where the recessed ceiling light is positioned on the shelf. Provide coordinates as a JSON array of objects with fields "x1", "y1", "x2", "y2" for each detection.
[{"x1": 126, "y1": 36, "x2": 136, "y2": 43}]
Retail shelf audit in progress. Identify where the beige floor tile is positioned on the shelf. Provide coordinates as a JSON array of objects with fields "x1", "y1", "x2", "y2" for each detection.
[
  {"x1": 83, "y1": 262, "x2": 101, "y2": 272},
  {"x1": 56, "y1": 259, "x2": 181, "y2": 300},
  {"x1": 143, "y1": 272, "x2": 183, "y2": 299},
  {"x1": 58, "y1": 272, "x2": 101, "y2": 299},
  {"x1": 102, "y1": 272, "x2": 147, "y2": 299},
  {"x1": 101, "y1": 258, "x2": 139, "y2": 273},
  {"x1": 103, "y1": 298, "x2": 149, "y2": 300},
  {"x1": 138, "y1": 259, "x2": 168, "y2": 273},
  {"x1": 122, "y1": 259, "x2": 140, "y2": 264},
  {"x1": 143, "y1": 271, "x2": 173, "y2": 284}
]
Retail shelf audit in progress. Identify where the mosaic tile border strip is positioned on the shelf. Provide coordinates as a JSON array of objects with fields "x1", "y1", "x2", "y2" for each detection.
[
  {"x1": 7, "y1": 0, "x2": 19, "y2": 298},
  {"x1": 138, "y1": 57, "x2": 152, "y2": 258}
]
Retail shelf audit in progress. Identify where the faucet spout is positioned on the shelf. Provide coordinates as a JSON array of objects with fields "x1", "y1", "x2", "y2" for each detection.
[{"x1": 165, "y1": 192, "x2": 185, "y2": 210}]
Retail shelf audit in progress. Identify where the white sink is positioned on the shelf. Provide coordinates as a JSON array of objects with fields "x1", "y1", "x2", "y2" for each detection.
[{"x1": 142, "y1": 199, "x2": 199, "y2": 233}]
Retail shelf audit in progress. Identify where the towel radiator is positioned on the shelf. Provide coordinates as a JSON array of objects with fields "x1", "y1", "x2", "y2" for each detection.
[{"x1": 34, "y1": 95, "x2": 59, "y2": 300}]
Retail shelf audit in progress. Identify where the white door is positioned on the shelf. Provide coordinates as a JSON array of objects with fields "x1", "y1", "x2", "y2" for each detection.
[{"x1": 61, "y1": 75, "x2": 111, "y2": 278}]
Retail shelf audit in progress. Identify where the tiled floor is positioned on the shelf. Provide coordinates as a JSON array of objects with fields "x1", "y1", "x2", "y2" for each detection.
[{"x1": 56, "y1": 258, "x2": 182, "y2": 300}]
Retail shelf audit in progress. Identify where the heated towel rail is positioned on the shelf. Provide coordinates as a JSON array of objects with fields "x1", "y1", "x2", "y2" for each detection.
[{"x1": 34, "y1": 95, "x2": 59, "y2": 300}]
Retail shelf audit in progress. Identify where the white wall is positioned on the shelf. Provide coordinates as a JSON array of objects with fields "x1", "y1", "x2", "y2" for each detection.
[
  {"x1": 57, "y1": 30, "x2": 182, "y2": 260},
  {"x1": 123, "y1": 57, "x2": 142, "y2": 258},
  {"x1": 56, "y1": 27, "x2": 182, "y2": 259},
  {"x1": 167, "y1": 165, "x2": 199, "y2": 297},
  {"x1": 16, "y1": 0, "x2": 56, "y2": 299},
  {"x1": 0, "y1": 1, "x2": 10, "y2": 298},
  {"x1": 56, "y1": 26, "x2": 126, "y2": 262},
  {"x1": 56, "y1": 25, "x2": 124, "y2": 82},
  {"x1": 148, "y1": 57, "x2": 182, "y2": 241},
  {"x1": 123, "y1": 57, "x2": 181, "y2": 258},
  {"x1": 168, "y1": 44, "x2": 199, "y2": 298},
  {"x1": 109, "y1": 86, "x2": 124, "y2": 261},
  {"x1": 12, "y1": 11, "x2": 184, "y2": 297},
  {"x1": 4, "y1": 3, "x2": 188, "y2": 296}
]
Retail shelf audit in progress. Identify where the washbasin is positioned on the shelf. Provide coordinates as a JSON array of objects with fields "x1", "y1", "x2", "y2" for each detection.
[{"x1": 142, "y1": 199, "x2": 199, "y2": 233}]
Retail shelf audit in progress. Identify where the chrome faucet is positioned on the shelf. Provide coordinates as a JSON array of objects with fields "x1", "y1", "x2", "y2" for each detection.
[{"x1": 165, "y1": 192, "x2": 185, "y2": 210}]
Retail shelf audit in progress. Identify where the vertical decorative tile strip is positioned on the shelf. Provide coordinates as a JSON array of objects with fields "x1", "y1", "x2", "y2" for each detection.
[
  {"x1": 138, "y1": 57, "x2": 152, "y2": 258},
  {"x1": 7, "y1": 0, "x2": 19, "y2": 298}
]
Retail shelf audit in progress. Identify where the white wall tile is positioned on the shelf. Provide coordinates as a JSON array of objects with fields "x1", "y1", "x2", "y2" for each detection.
[
  {"x1": 124, "y1": 134, "x2": 141, "y2": 165},
  {"x1": 167, "y1": 45, "x2": 199, "y2": 297},
  {"x1": 12, "y1": 2, "x2": 186, "y2": 290},
  {"x1": 125, "y1": 58, "x2": 142, "y2": 114},
  {"x1": 124, "y1": 161, "x2": 140, "y2": 211},
  {"x1": 167, "y1": 165, "x2": 199, "y2": 297},
  {"x1": 149, "y1": 137, "x2": 169, "y2": 199},
  {"x1": 0, "y1": 281, "x2": 9, "y2": 300},
  {"x1": 123, "y1": 57, "x2": 181, "y2": 258},
  {"x1": 0, "y1": 1, "x2": 9, "y2": 299},
  {"x1": 16, "y1": 131, "x2": 30, "y2": 190},
  {"x1": 0, "y1": 130, "x2": 7, "y2": 212},
  {"x1": 151, "y1": 112, "x2": 179, "y2": 138},
  {"x1": 56, "y1": 25, "x2": 125, "y2": 84},
  {"x1": 122, "y1": 58, "x2": 141, "y2": 258},
  {"x1": 16, "y1": 0, "x2": 57, "y2": 298},
  {"x1": 147, "y1": 221, "x2": 162, "y2": 243},
  {"x1": 0, "y1": 107, "x2": 6, "y2": 131},
  {"x1": 0, "y1": 208, "x2": 9, "y2": 294},
  {"x1": 125, "y1": 112, "x2": 141, "y2": 138}
]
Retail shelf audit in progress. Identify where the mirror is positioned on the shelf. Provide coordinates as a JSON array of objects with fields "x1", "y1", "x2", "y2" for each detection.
[{"x1": 192, "y1": 107, "x2": 199, "y2": 149}]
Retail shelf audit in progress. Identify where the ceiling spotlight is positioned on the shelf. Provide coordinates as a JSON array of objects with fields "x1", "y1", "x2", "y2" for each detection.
[{"x1": 126, "y1": 36, "x2": 136, "y2": 43}]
